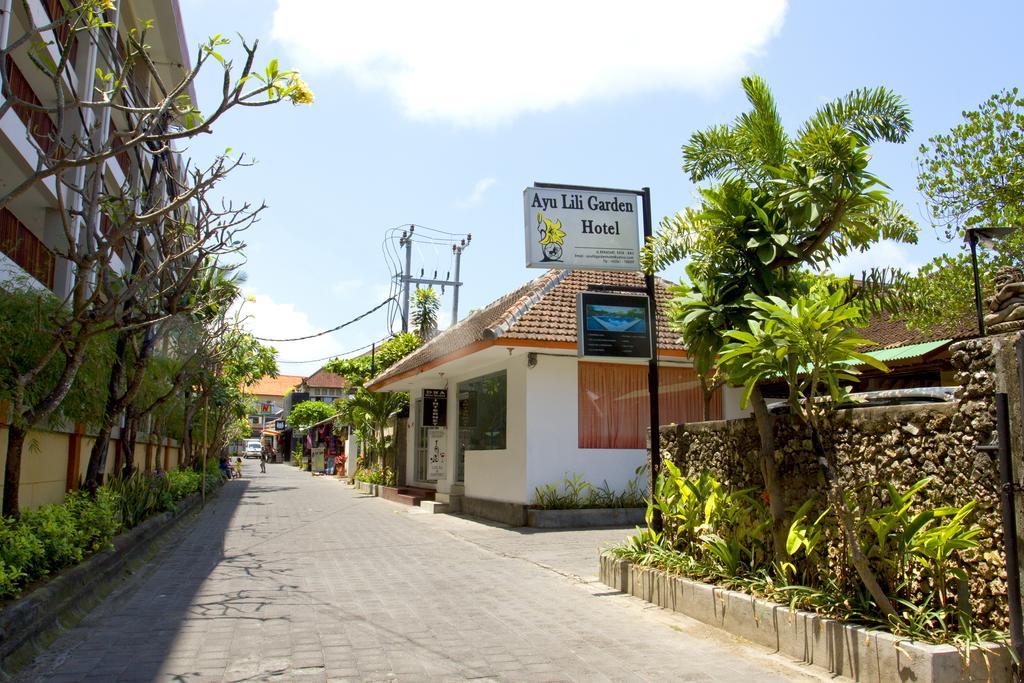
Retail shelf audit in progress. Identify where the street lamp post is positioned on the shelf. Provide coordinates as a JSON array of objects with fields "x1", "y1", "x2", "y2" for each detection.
[
  {"x1": 966, "y1": 225, "x2": 1023, "y2": 667},
  {"x1": 965, "y1": 225, "x2": 1018, "y2": 336}
]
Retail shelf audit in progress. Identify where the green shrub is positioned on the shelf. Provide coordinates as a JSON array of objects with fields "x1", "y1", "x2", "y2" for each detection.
[
  {"x1": 16, "y1": 504, "x2": 84, "y2": 573},
  {"x1": 105, "y1": 472, "x2": 172, "y2": 528},
  {"x1": 64, "y1": 489, "x2": 121, "y2": 553},
  {"x1": 0, "y1": 516, "x2": 44, "y2": 595},
  {"x1": 167, "y1": 469, "x2": 202, "y2": 501},
  {"x1": 354, "y1": 465, "x2": 391, "y2": 485},
  {"x1": 532, "y1": 473, "x2": 646, "y2": 510}
]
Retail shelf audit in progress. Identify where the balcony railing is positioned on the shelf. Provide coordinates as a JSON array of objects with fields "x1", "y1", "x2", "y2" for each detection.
[
  {"x1": 0, "y1": 208, "x2": 55, "y2": 290},
  {"x1": 4, "y1": 55, "x2": 57, "y2": 157}
]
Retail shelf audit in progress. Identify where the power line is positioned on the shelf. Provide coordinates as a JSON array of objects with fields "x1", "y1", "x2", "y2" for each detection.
[
  {"x1": 276, "y1": 336, "x2": 391, "y2": 364},
  {"x1": 253, "y1": 298, "x2": 395, "y2": 343}
]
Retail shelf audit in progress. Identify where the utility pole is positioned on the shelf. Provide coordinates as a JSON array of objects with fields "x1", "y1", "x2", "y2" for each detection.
[
  {"x1": 400, "y1": 226, "x2": 414, "y2": 333},
  {"x1": 397, "y1": 228, "x2": 471, "y2": 331},
  {"x1": 451, "y1": 237, "x2": 469, "y2": 325}
]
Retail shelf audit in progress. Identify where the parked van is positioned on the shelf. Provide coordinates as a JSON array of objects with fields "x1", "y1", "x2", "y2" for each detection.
[{"x1": 244, "y1": 439, "x2": 262, "y2": 458}]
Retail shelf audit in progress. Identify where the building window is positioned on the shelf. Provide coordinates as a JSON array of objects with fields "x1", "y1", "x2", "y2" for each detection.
[
  {"x1": 0, "y1": 208, "x2": 55, "y2": 290},
  {"x1": 457, "y1": 371, "x2": 507, "y2": 451},
  {"x1": 578, "y1": 362, "x2": 722, "y2": 449}
]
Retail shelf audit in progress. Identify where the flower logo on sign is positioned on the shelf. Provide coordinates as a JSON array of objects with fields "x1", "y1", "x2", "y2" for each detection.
[{"x1": 537, "y1": 212, "x2": 565, "y2": 262}]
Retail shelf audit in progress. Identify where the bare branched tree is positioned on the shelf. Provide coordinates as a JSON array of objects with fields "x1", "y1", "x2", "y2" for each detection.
[{"x1": 0, "y1": 0, "x2": 311, "y2": 515}]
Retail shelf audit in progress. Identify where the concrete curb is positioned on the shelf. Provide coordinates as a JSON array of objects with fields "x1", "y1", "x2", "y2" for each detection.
[
  {"x1": 527, "y1": 507, "x2": 645, "y2": 529},
  {"x1": 0, "y1": 485, "x2": 220, "y2": 677},
  {"x1": 598, "y1": 553, "x2": 1013, "y2": 682}
]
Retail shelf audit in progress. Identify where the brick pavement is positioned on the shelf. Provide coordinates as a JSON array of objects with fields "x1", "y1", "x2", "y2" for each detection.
[{"x1": 13, "y1": 462, "x2": 828, "y2": 682}]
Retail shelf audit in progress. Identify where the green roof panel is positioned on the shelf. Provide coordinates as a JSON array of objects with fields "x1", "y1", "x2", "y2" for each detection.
[{"x1": 864, "y1": 339, "x2": 951, "y2": 363}]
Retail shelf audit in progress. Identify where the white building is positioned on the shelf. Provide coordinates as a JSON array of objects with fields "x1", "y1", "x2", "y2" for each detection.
[{"x1": 367, "y1": 269, "x2": 744, "y2": 525}]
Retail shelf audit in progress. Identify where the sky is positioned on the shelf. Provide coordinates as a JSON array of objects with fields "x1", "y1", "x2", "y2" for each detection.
[{"x1": 176, "y1": 0, "x2": 1024, "y2": 376}]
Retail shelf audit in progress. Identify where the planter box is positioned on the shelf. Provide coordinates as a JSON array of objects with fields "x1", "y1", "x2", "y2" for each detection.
[
  {"x1": 354, "y1": 480, "x2": 378, "y2": 496},
  {"x1": 527, "y1": 507, "x2": 645, "y2": 529},
  {"x1": 599, "y1": 554, "x2": 1012, "y2": 682}
]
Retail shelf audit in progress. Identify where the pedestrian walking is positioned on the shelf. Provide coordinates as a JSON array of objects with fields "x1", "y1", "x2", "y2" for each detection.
[
  {"x1": 234, "y1": 456, "x2": 243, "y2": 478},
  {"x1": 259, "y1": 450, "x2": 267, "y2": 474}
]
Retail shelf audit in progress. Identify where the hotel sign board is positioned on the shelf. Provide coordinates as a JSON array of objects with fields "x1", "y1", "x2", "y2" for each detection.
[
  {"x1": 577, "y1": 292, "x2": 652, "y2": 360},
  {"x1": 524, "y1": 186, "x2": 640, "y2": 271},
  {"x1": 423, "y1": 389, "x2": 447, "y2": 427}
]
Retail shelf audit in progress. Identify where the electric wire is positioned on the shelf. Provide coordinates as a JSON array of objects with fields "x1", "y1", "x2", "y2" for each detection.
[
  {"x1": 276, "y1": 336, "x2": 392, "y2": 364},
  {"x1": 253, "y1": 297, "x2": 395, "y2": 342}
]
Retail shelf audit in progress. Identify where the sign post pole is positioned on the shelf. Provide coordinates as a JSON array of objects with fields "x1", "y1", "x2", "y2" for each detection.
[
  {"x1": 641, "y1": 187, "x2": 662, "y2": 533},
  {"x1": 525, "y1": 181, "x2": 662, "y2": 532}
]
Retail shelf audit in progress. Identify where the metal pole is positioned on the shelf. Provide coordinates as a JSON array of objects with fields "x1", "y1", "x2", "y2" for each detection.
[
  {"x1": 201, "y1": 394, "x2": 208, "y2": 508},
  {"x1": 451, "y1": 245, "x2": 462, "y2": 326},
  {"x1": 969, "y1": 231, "x2": 986, "y2": 336},
  {"x1": 642, "y1": 187, "x2": 662, "y2": 533},
  {"x1": 401, "y1": 227, "x2": 413, "y2": 333},
  {"x1": 995, "y1": 392, "x2": 1024, "y2": 665}
]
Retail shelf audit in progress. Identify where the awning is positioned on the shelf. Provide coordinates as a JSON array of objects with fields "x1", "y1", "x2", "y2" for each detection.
[
  {"x1": 863, "y1": 339, "x2": 951, "y2": 363},
  {"x1": 261, "y1": 429, "x2": 281, "y2": 436}
]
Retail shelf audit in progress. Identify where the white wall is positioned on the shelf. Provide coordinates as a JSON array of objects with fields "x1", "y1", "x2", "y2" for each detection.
[
  {"x1": 524, "y1": 355, "x2": 647, "y2": 504},
  {"x1": 464, "y1": 355, "x2": 528, "y2": 503},
  {"x1": 722, "y1": 384, "x2": 751, "y2": 420}
]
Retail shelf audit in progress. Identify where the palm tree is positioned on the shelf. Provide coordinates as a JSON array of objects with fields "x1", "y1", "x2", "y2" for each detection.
[
  {"x1": 648, "y1": 75, "x2": 915, "y2": 619},
  {"x1": 338, "y1": 389, "x2": 407, "y2": 483},
  {"x1": 410, "y1": 287, "x2": 440, "y2": 340}
]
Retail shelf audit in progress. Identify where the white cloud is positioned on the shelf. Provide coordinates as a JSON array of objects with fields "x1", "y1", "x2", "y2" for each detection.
[
  {"x1": 456, "y1": 177, "x2": 496, "y2": 208},
  {"x1": 237, "y1": 291, "x2": 383, "y2": 378},
  {"x1": 270, "y1": 1, "x2": 788, "y2": 126}
]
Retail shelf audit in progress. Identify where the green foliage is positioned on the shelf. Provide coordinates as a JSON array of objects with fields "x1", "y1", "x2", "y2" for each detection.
[
  {"x1": 532, "y1": 473, "x2": 645, "y2": 510},
  {"x1": 166, "y1": 469, "x2": 202, "y2": 502},
  {"x1": 290, "y1": 444, "x2": 303, "y2": 468},
  {"x1": 908, "y1": 88, "x2": 1024, "y2": 330},
  {"x1": 324, "y1": 333, "x2": 422, "y2": 387},
  {"x1": 335, "y1": 389, "x2": 407, "y2": 469},
  {"x1": 0, "y1": 487, "x2": 123, "y2": 599},
  {"x1": 717, "y1": 285, "x2": 888, "y2": 418},
  {"x1": 287, "y1": 400, "x2": 336, "y2": 429},
  {"x1": 105, "y1": 472, "x2": 171, "y2": 529},
  {"x1": 918, "y1": 88, "x2": 1024, "y2": 239},
  {"x1": 615, "y1": 472, "x2": 986, "y2": 644},
  {"x1": 0, "y1": 285, "x2": 115, "y2": 429},
  {"x1": 411, "y1": 287, "x2": 440, "y2": 339},
  {"x1": 354, "y1": 464, "x2": 393, "y2": 486}
]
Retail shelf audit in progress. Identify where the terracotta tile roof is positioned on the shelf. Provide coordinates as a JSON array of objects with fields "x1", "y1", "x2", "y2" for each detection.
[
  {"x1": 304, "y1": 367, "x2": 351, "y2": 390},
  {"x1": 246, "y1": 374, "x2": 303, "y2": 397},
  {"x1": 370, "y1": 269, "x2": 684, "y2": 388},
  {"x1": 857, "y1": 312, "x2": 976, "y2": 351}
]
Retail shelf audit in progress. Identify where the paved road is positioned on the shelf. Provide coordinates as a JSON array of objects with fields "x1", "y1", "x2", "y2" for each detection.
[{"x1": 14, "y1": 463, "x2": 825, "y2": 682}]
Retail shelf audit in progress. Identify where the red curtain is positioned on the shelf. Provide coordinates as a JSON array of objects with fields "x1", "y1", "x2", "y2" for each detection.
[{"x1": 578, "y1": 362, "x2": 722, "y2": 448}]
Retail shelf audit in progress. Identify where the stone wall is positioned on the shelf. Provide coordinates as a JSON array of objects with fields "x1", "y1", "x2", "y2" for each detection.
[{"x1": 657, "y1": 333, "x2": 1009, "y2": 627}]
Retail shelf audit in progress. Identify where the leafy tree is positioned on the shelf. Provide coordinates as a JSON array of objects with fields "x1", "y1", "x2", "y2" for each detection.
[
  {"x1": 287, "y1": 400, "x2": 336, "y2": 430},
  {"x1": 718, "y1": 285, "x2": 897, "y2": 616},
  {"x1": 411, "y1": 287, "x2": 440, "y2": 339},
  {"x1": 648, "y1": 75, "x2": 914, "y2": 617},
  {"x1": 909, "y1": 88, "x2": 1024, "y2": 329},
  {"x1": 324, "y1": 333, "x2": 422, "y2": 387},
  {"x1": 335, "y1": 389, "x2": 407, "y2": 482},
  {"x1": 0, "y1": 4, "x2": 312, "y2": 514}
]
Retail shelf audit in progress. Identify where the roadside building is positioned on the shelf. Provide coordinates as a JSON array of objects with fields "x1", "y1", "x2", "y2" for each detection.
[
  {"x1": 0, "y1": 0, "x2": 196, "y2": 509},
  {"x1": 297, "y1": 367, "x2": 352, "y2": 405},
  {"x1": 366, "y1": 269, "x2": 734, "y2": 524}
]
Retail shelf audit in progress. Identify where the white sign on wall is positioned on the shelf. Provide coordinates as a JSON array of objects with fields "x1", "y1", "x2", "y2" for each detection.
[
  {"x1": 426, "y1": 427, "x2": 447, "y2": 480},
  {"x1": 523, "y1": 186, "x2": 640, "y2": 271}
]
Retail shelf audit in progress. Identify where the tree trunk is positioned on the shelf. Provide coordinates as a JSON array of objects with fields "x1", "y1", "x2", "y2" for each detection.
[
  {"x1": 84, "y1": 332, "x2": 129, "y2": 492},
  {"x1": 182, "y1": 402, "x2": 198, "y2": 466},
  {"x1": 2, "y1": 424, "x2": 28, "y2": 518},
  {"x1": 120, "y1": 409, "x2": 139, "y2": 478},
  {"x1": 809, "y1": 426, "x2": 898, "y2": 620},
  {"x1": 749, "y1": 386, "x2": 787, "y2": 561}
]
